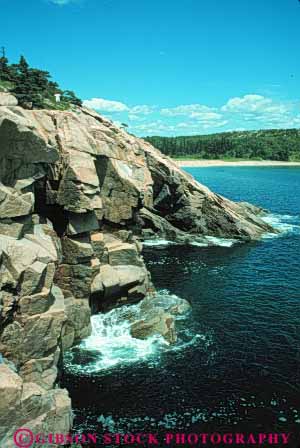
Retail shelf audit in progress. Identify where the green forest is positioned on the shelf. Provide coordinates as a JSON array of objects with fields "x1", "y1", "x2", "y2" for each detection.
[
  {"x1": 145, "y1": 129, "x2": 300, "y2": 161},
  {"x1": 0, "y1": 52, "x2": 82, "y2": 110}
]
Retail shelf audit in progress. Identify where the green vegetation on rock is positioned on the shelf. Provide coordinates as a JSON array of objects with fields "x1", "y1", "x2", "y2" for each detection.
[
  {"x1": 145, "y1": 129, "x2": 300, "y2": 162},
  {"x1": 0, "y1": 53, "x2": 82, "y2": 109}
]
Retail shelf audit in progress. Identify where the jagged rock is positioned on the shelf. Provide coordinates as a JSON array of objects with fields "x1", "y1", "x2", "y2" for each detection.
[
  {"x1": 0, "y1": 215, "x2": 34, "y2": 239},
  {"x1": 91, "y1": 271, "x2": 104, "y2": 294},
  {"x1": 20, "y1": 261, "x2": 49, "y2": 296},
  {"x1": 0, "y1": 284, "x2": 66, "y2": 369},
  {"x1": 61, "y1": 235, "x2": 94, "y2": 264},
  {"x1": 0, "y1": 105, "x2": 273, "y2": 240},
  {"x1": 18, "y1": 288, "x2": 54, "y2": 316},
  {"x1": 0, "y1": 183, "x2": 34, "y2": 218},
  {"x1": 62, "y1": 296, "x2": 91, "y2": 350},
  {"x1": 67, "y1": 211, "x2": 99, "y2": 235},
  {"x1": 90, "y1": 231, "x2": 105, "y2": 259},
  {"x1": 54, "y1": 262, "x2": 93, "y2": 298},
  {"x1": 0, "y1": 364, "x2": 72, "y2": 448},
  {"x1": 98, "y1": 264, "x2": 120, "y2": 298},
  {"x1": 107, "y1": 241, "x2": 143, "y2": 267},
  {"x1": 130, "y1": 308, "x2": 176, "y2": 344},
  {"x1": 0, "y1": 225, "x2": 59, "y2": 291},
  {"x1": 19, "y1": 350, "x2": 60, "y2": 390},
  {"x1": 0, "y1": 108, "x2": 59, "y2": 185},
  {"x1": 57, "y1": 150, "x2": 103, "y2": 213},
  {"x1": 0, "y1": 103, "x2": 275, "y2": 438},
  {"x1": 24, "y1": 224, "x2": 61, "y2": 262},
  {"x1": 138, "y1": 207, "x2": 190, "y2": 241},
  {"x1": 116, "y1": 265, "x2": 148, "y2": 289},
  {"x1": 91, "y1": 264, "x2": 148, "y2": 298},
  {"x1": 141, "y1": 293, "x2": 191, "y2": 317},
  {"x1": 0, "y1": 92, "x2": 18, "y2": 107},
  {"x1": 0, "y1": 364, "x2": 22, "y2": 413},
  {"x1": 0, "y1": 290, "x2": 16, "y2": 326}
]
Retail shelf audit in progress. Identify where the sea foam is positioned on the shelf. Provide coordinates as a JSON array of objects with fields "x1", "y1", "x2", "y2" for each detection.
[{"x1": 63, "y1": 290, "x2": 206, "y2": 374}]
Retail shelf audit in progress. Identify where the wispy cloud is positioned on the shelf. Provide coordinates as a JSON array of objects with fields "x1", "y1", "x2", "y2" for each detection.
[
  {"x1": 161, "y1": 104, "x2": 215, "y2": 117},
  {"x1": 83, "y1": 98, "x2": 129, "y2": 112},
  {"x1": 221, "y1": 94, "x2": 298, "y2": 128},
  {"x1": 221, "y1": 94, "x2": 288, "y2": 115},
  {"x1": 83, "y1": 98, "x2": 157, "y2": 116},
  {"x1": 83, "y1": 94, "x2": 300, "y2": 136}
]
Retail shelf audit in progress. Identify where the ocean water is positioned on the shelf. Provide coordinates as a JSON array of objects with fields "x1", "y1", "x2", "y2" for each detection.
[{"x1": 62, "y1": 167, "x2": 300, "y2": 446}]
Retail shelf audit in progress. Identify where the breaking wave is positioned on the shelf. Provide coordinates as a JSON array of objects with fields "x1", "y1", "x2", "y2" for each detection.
[
  {"x1": 262, "y1": 213, "x2": 300, "y2": 238},
  {"x1": 143, "y1": 236, "x2": 240, "y2": 248},
  {"x1": 64, "y1": 290, "x2": 210, "y2": 375}
]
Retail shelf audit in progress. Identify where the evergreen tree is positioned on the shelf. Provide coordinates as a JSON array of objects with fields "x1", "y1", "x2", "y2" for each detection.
[
  {"x1": 0, "y1": 56, "x2": 10, "y2": 81},
  {"x1": 145, "y1": 129, "x2": 300, "y2": 161},
  {"x1": 0, "y1": 52, "x2": 16, "y2": 83},
  {"x1": 61, "y1": 90, "x2": 82, "y2": 106},
  {"x1": 2, "y1": 53, "x2": 83, "y2": 109},
  {"x1": 12, "y1": 56, "x2": 36, "y2": 106}
]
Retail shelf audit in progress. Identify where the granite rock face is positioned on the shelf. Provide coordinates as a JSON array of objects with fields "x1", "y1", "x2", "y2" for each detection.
[
  {"x1": 0, "y1": 92, "x2": 18, "y2": 107},
  {"x1": 0, "y1": 100, "x2": 273, "y2": 443},
  {"x1": 0, "y1": 363, "x2": 72, "y2": 448}
]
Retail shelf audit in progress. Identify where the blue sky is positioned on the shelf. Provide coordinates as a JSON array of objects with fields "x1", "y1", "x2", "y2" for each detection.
[{"x1": 1, "y1": 0, "x2": 300, "y2": 136}]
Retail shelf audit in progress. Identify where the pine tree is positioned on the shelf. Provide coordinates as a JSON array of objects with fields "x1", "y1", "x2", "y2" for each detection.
[
  {"x1": 1, "y1": 52, "x2": 82, "y2": 110},
  {"x1": 0, "y1": 56, "x2": 10, "y2": 81},
  {"x1": 61, "y1": 90, "x2": 82, "y2": 107},
  {"x1": 0, "y1": 52, "x2": 16, "y2": 83},
  {"x1": 12, "y1": 56, "x2": 34, "y2": 106}
]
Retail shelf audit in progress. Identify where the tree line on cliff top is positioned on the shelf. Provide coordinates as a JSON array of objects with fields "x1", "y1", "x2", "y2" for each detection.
[
  {"x1": 0, "y1": 53, "x2": 82, "y2": 109},
  {"x1": 145, "y1": 129, "x2": 300, "y2": 161}
]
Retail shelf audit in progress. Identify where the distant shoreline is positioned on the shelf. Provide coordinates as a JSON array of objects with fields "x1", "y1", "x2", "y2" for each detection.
[{"x1": 174, "y1": 159, "x2": 300, "y2": 167}]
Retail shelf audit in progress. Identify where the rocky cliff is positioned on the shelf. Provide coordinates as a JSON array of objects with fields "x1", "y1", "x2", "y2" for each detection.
[{"x1": 0, "y1": 93, "x2": 273, "y2": 445}]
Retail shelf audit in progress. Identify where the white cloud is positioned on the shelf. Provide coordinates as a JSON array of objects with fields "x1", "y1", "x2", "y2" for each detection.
[
  {"x1": 130, "y1": 120, "x2": 176, "y2": 134},
  {"x1": 83, "y1": 99, "x2": 157, "y2": 116},
  {"x1": 221, "y1": 94, "x2": 289, "y2": 115},
  {"x1": 83, "y1": 98, "x2": 129, "y2": 112},
  {"x1": 160, "y1": 104, "x2": 215, "y2": 117},
  {"x1": 129, "y1": 118, "x2": 228, "y2": 136},
  {"x1": 190, "y1": 111, "x2": 223, "y2": 121},
  {"x1": 83, "y1": 94, "x2": 300, "y2": 137},
  {"x1": 220, "y1": 94, "x2": 299, "y2": 129},
  {"x1": 159, "y1": 104, "x2": 226, "y2": 132},
  {"x1": 130, "y1": 105, "x2": 156, "y2": 115},
  {"x1": 177, "y1": 119, "x2": 228, "y2": 130}
]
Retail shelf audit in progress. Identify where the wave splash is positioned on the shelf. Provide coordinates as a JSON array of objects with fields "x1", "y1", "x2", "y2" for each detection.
[
  {"x1": 64, "y1": 290, "x2": 208, "y2": 375},
  {"x1": 262, "y1": 213, "x2": 300, "y2": 238},
  {"x1": 143, "y1": 236, "x2": 240, "y2": 248},
  {"x1": 143, "y1": 213, "x2": 300, "y2": 248}
]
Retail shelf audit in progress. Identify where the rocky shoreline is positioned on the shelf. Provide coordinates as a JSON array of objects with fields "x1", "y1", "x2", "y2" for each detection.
[{"x1": 0, "y1": 92, "x2": 274, "y2": 446}]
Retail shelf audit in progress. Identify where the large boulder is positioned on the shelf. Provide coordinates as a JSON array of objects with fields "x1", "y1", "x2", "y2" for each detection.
[
  {"x1": 0, "y1": 184, "x2": 34, "y2": 218},
  {"x1": 130, "y1": 308, "x2": 176, "y2": 344},
  {"x1": 0, "y1": 92, "x2": 18, "y2": 107}
]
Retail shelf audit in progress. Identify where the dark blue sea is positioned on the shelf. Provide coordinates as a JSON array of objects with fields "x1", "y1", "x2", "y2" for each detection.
[{"x1": 62, "y1": 167, "x2": 300, "y2": 447}]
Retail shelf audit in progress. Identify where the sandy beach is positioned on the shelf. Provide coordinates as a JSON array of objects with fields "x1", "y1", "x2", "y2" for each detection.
[{"x1": 175, "y1": 159, "x2": 300, "y2": 168}]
